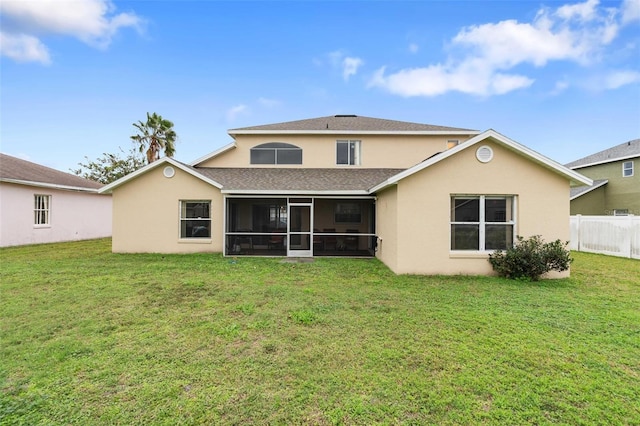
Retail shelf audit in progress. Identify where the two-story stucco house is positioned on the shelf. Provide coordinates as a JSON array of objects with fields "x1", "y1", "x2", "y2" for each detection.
[
  {"x1": 100, "y1": 115, "x2": 591, "y2": 275},
  {"x1": 566, "y1": 139, "x2": 640, "y2": 216},
  {"x1": 0, "y1": 153, "x2": 112, "y2": 247}
]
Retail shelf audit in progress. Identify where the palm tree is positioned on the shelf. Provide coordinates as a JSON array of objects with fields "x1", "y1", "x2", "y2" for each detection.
[{"x1": 131, "y1": 112, "x2": 177, "y2": 164}]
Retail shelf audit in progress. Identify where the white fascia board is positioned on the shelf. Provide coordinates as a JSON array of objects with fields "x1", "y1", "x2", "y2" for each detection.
[
  {"x1": 368, "y1": 129, "x2": 592, "y2": 193},
  {"x1": 228, "y1": 130, "x2": 481, "y2": 137},
  {"x1": 98, "y1": 157, "x2": 223, "y2": 194},
  {"x1": 189, "y1": 142, "x2": 237, "y2": 166},
  {"x1": 569, "y1": 180, "x2": 609, "y2": 201},
  {"x1": 480, "y1": 130, "x2": 593, "y2": 186},
  {"x1": 221, "y1": 189, "x2": 370, "y2": 196},
  {"x1": 569, "y1": 153, "x2": 640, "y2": 170},
  {"x1": 0, "y1": 178, "x2": 101, "y2": 193}
]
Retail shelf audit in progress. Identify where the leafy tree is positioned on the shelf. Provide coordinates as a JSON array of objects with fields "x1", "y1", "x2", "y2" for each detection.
[
  {"x1": 131, "y1": 112, "x2": 177, "y2": 164},
  {"x1": 72, "y1": 147, "x2": 146, "y2": 184}
]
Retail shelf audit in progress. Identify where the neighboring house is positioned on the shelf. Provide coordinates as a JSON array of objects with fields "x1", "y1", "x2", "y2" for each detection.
[
  {"x1": 566, "y1": 139, "x2": 640, "y2": 216},
  {"x1": 99, "y1": 115, "x2": 591, "y2": 276},
  {"x1": 0, "y1": 154, "x2": 112, "y2": 247}
]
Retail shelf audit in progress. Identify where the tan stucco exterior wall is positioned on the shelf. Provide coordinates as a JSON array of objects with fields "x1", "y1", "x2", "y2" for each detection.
[
  {"x1": 111, "y1": 166, "x2": 223, "y2": 253},
  {"x1": 199, "y1": 134, "x2": 474, "y2": 169},
  {"x1": 375, "y1": 186, "x2": 398, "y2": 272},
  {"x1": 377, "y1": 141, "x2": 570, "y2": 276}
]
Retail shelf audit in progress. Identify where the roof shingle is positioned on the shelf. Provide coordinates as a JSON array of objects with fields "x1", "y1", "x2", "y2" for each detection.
[
  {"x1": 229, "y1": 115, "x2": 477, "y2": 133},
  {"x1": 0, "y1": 153, "x2": 102, "y2": 190},
  {"x1": 566, "y1": 139, "x2": 640, "y2": 168},
  {"x1": 570, "y1": 179, "x2": 608, "y2": 200},
  {"x1": 194, "y1": 167, "x2": 405, "y2": 192}
]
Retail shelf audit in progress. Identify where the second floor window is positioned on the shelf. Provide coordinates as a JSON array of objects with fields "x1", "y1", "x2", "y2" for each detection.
[
  {"x1": 623, "y1": 161, "x2": 634, "y2": 177},
  {"x1": 337, "y1": 140, "x2": 361, "y2": 165},
  {"x1": 250, "y1": 143, "x2": 302, "y2": 165}
]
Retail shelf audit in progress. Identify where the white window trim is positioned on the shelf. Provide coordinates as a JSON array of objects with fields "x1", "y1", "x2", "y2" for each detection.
[
  {"x1": 34, "y1": 194, "x2": 51, "y2": 227},
  {"x1": 450, "y1": 195, "x2": 517, "y2": 253},
  {"x1": 622, "y1": 161, "x2": 634, "y2": 177},
  {"x1": 336, "y1": 140, "x2": 361, "y2": 166},
  {"x1": 250, "y1": 143, "x2": 302, "y2": 165},
  {"x1": 179, "y1": 200, "x2": 212, "y2": 241}
]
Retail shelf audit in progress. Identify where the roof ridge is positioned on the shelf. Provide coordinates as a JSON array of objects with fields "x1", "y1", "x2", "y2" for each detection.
[{"x1": 229, "y1": 115, "x2": 478, "y2": 133}]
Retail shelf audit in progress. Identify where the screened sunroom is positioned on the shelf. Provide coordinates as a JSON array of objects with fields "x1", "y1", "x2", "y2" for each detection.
[{"x1": 224, "y1": 197, "x2": 377, "y2": 257}]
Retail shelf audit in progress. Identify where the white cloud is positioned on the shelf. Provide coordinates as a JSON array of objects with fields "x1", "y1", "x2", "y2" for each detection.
[
  {"x1": 325, "y1": 50, "x2": 364, "y2": 81},
  {"x1": 226, "y1": 104, "x2": 248, "y2": 122},
  {"x1": 369, "y1": 0, "x2": 630, "y2": 97},
  {"x1": 258, "y1": 97, "x2": 281, "y2": 108},
  {"x1": 551, "y1": 80, "x2": 570, "y2": 95},
  {"x1": 342, "y1": 57, "x2": 363, "y2": 81},
  {"x1": 368, "y1": 63, "x2": 533, "y2": 97},
  {"x1": 621, "y1": 0, "x2": 640, "y2": 24},
  {"x1": 0, "y1": 0, "x2": 142, "y2": 64},
  {"x1": 0, "y1": 32, "x2": 51, "y2": 64},
  {"x1": 603, "y1": 70, "x2": 640, "y2": 89},
  {"x1": 555, "y1": 0, "x2": 600, "y2": 21}
]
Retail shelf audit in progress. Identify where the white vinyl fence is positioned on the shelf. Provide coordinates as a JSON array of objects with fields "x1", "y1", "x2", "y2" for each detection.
[{"x1": 570, "y1": 215, "x2": 640, "y2": 259}]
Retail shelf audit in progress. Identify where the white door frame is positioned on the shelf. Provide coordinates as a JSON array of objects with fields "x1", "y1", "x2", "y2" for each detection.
[{"x1": 287, "y1": 199, "x2": 313, "y2": 257}]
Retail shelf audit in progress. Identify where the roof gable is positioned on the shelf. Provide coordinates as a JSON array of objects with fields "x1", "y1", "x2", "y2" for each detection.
[
  {"x1": 566, "y1": 138, "x2": 640, "y2": 169},
  {"x1": 369, "y1": 129, "x2": 593, "y2": 193},
  {"x1": 98, "y1": 157, "x2": 223, "y2": 194},
  {"x1": 0, "y1": 153, "x2": 102, "y2": 192},
  {"x1": 229, "y1": 115, "x2": 479, "y2": 135}
]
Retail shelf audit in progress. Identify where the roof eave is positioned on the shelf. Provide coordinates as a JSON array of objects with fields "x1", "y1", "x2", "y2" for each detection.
[
  {"x1": 569, "y1": 153, "x2": 640, "y2": 170},
  {"x1": 221, "y1": 189, "x2": 371, "y2": 195},
  {"x1": 479, "y1": 130, "x2": 593, "y2": 186},
  {"x1": 228, "y1": 130, "x2": 480, "y2": 137},
  {"x1": 369, "y1": 129, "x2": 593, "y2": 193},
  {"x1": 570, "y1": 180, "x2": 609, "y2": 201},
  {"x1": 189, "y1": 142, "x2": 237, "y2": 166},
  {"x1": 98, "y1": 157, "x2": 223, "y2": 194},
  {"x1": 0, "y1": 178, "x2": 101, "y2": 193}
]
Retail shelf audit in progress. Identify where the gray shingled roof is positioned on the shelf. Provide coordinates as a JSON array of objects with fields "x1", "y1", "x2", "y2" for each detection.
[
  {"x1": 194, "y1": 167, "x2": 405, "y2": 192},
  {"x1": 570, "y1": 179, "x2": 608, "y2": 200},
  {"x1": 0, "y1": 153, "x2": 102, "y2": 190},
  {"x1": 229, "y1": 115, "x2": 477, "y2": 133},
  {"x1": 566, "y1": 139, "x2": 640, "y2": 168}
]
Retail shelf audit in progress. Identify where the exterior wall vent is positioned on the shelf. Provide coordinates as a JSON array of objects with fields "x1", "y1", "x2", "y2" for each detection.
[
  {"x1": 163, "y1": 166, "x2": 175, "y2": 178},
  {"x1": 476, "y1": 146, "x2": 494, "y2": 163}
]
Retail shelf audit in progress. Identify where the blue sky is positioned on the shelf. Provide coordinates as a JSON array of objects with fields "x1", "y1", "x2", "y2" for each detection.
[{"x1": 1, "y1": 0, "x2": 639, "y2": 173}]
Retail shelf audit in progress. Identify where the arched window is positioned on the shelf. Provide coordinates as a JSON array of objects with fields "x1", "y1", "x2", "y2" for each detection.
[{"x1": 250, "y1": 143, "x2": 302, "y2": 165}]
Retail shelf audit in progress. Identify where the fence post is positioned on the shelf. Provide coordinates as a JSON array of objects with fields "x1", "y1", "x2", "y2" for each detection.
[
  {"x1": 627, "y1": 215, "x2": 634, "y2": 259},
  {"x1": 576, "y1": 214, "x2": 581, "y2": 252}
]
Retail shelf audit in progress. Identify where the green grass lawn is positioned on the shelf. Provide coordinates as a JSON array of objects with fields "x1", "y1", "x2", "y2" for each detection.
[{"x1": 1, "y1": 239, "x2": 639, "y2": 425}]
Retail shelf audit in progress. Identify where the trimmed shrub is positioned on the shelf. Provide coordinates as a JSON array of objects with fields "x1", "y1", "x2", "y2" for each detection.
[{"x1": 488, "y1": 235, "x2": 572, "y2": 281}]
